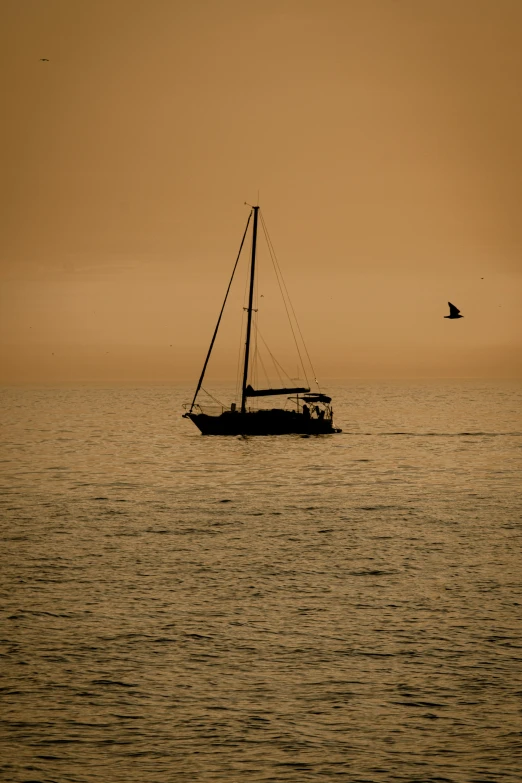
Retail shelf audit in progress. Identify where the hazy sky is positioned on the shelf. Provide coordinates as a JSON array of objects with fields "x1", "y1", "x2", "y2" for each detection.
[{"x1": 1, "y1": 0, "x2": 521, "y2": 383}]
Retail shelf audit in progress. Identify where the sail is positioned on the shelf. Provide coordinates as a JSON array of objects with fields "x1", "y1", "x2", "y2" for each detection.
[{"x1": 245, "y1": 385, "x2": 310, "y2": 397}]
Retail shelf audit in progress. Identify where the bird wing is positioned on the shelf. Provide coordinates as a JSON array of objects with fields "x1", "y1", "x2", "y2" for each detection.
[{"x1": 448, "y1": 302, "x2": 460, "y2": 316}]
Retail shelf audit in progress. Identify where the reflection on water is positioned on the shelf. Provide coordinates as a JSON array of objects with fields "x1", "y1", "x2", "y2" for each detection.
[{"x1": 1, "y1": 381, "x2": 521, "y2": 782}]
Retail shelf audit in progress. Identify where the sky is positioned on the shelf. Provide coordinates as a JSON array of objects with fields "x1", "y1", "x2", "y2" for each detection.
[{"x1": 1, "y1": 0, "x2": 521, "y2": 384}]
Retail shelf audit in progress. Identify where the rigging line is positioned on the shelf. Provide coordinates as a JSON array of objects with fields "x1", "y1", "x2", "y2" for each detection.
[
  {"x1": 256, "y1": 337, "x2": 271, "y2": 388},
  {"x1": 271, "y1": 352, "x2": 285, "y2": 388},
  {"x1": 260, "y1": 211, "x2": 317, "y2": 387},
  {"x1": 259, "y1": 212, "x2": 310, "y2": 388},
  {"x1": 260, "y1": 211, "x2": 307, "y2": 385},
  {"x1": 253, "y1": 321, "x2": 279, "y2": 385},
  {"x1": 260, "y1": 212, "x2": 320, "y2": 390},
  {"x1": 255, "y1": 317, "x2": 272, "y2": 390},
  {"x1": 252, "y1": 239, "x2": 262, "y2": 397},
  {"x1": 235, "y1": 308, "x2": 247, "y2": 405},
  {"x1": 256, "y1": 326, "x2": 293, "y2": 386},
  {"x1": 253, "y1": 322, "x2": 283, "y2": 385},
  {"x1": 253, "y1": 311, "x2": 258, "y2": 391},
  {"x1": 201, "y1": 387, "x2": 226, "y2": 407},
  {"x1": 189, "y1": 210, "x2": 252, "y2": 412},
  {"x1": 254, "y1": 256, "x2": 260, "y2": 389},
  {"x1": 251, "y1": 322, "x2": 257, "y2": 391}
]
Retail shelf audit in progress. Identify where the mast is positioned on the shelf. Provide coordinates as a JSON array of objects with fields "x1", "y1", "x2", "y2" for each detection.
[{"x1": 241, "y1": 206, "x2": 259, "y2": 414}]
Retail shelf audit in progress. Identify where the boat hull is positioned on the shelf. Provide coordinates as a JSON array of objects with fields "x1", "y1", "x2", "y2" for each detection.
[{"x1": 185, "y1": 410, "x2": 341, "y2": 436}]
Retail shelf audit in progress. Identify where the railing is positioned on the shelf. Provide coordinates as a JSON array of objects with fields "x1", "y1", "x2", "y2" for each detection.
[
  {"x1": 182, "y1": 401, "x2": 333, "y2": 418},
  {"x1": 182, "y1": 402, "x2": 229, "y2": 416}
]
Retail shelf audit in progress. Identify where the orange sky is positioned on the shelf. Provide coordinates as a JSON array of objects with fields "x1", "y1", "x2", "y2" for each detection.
[{"x1": 1, "y1": 0, "x2": 521, "y2": 383}]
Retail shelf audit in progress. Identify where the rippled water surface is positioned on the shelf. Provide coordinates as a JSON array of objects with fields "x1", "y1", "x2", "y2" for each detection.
[{"x1": 1, "y1": 381, "x2": 521, "y2": 782}]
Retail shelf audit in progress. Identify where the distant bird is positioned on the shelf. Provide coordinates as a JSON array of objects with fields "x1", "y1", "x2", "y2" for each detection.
[
  {"x1": 40, "y1": 58, "x2": 49, "y2": 62},
  {"x1": 444, "y1": 302, "x2": 463, "y2": 319}
]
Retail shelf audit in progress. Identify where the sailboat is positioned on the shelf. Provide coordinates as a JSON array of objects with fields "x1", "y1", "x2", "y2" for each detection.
[{"x1": 183, "y1": 205, "x2": 341, "y2": 436}]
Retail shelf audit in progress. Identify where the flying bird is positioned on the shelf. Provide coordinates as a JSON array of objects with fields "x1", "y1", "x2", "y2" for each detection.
[
  {"x1": 40, "y1": 58, "x2": 49, "y2": 61},
  {"x1": 444, "y1": 302, "x2": 463, "y2": 319}
]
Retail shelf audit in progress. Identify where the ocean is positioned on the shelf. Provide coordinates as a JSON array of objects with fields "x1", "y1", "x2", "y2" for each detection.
[{"x1": 1, "y1": 380, "x2": 521, "y2": 782}]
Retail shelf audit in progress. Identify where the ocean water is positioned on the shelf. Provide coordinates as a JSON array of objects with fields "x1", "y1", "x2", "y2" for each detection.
[{"x1": 1, "y1": 380, "x2": 521, "y2": 783}]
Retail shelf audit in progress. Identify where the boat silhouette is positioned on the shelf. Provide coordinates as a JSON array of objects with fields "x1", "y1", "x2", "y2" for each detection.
[{"x1": 183, "y1": 205, "x2": 341, "y2": 436}]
